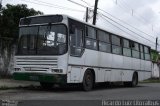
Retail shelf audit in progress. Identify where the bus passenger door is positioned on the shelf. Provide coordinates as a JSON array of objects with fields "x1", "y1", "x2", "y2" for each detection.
[{"x1": 68, "y1": 19, "x2": 85, "y2": 82}]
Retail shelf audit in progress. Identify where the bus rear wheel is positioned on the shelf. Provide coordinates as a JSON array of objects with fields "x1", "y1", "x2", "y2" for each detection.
[
  {"x1": 124, "y1": 73, "x2": 138, "y2": 87},
  {"x1": 131, "y1": 73, "x2": 138, "y2": 87},
  {"x1": 40, "y1": 82, "x2": 54, "y2": 89},
  {"x1": 82, "y1": 70, "x2": 94, "y2": 91}
]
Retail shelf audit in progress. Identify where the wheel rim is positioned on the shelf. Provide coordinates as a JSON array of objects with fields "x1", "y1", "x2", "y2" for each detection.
[
  {"x1": 85, "y1": 74, "x2": 92, "y2": 86},
  {"x1": 83, "y1": 71, "x2": 93, "y2": 90}
]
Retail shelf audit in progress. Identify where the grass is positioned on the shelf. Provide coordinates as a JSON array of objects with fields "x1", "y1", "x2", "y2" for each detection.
[{"x1": 140, "y1": 78, "x2": 160, "y2": 83}]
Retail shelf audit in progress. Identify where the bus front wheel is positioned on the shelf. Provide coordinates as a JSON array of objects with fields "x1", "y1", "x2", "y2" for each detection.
[{"x1": 82, "y1": 70, "x2": 94, "y2": 91}]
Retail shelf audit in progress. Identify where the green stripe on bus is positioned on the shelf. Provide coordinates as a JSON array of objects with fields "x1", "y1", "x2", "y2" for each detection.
[{"x1": 13, "y1": 72, "x2": 67, "y2": 84}]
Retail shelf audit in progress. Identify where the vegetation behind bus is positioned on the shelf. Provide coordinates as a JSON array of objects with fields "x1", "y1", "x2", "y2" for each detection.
[
  {"x1": 0, "y1": 4, "x2": 43, "y2": 77},
  {"x1": 151, "y1": 49, "x2": 160, "y2": 62}
]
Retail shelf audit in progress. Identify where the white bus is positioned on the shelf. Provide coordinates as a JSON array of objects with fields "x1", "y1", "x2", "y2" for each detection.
[{"x1": 13, "y1": 14, "x2": 152, "y2": 91}]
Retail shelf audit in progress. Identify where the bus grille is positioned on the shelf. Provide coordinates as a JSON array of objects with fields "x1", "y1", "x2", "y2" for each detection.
[{"x1": 15, "y1": 56, "x2": 58, "y2": 71}]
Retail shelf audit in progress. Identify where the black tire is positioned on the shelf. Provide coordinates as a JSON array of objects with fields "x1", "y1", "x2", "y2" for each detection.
[
  {"x1": 82, "y1": 70, "x2": 94, "y2": 91},
  {"x1": 40, "y1": 82, "x2": 54, "y2": 89},
  {"x1": 131, "y1": 73, "x2": 138, "y2": 87},
  {"x1": 124, "y1": 73, "x2": 138, "y2": 87}
]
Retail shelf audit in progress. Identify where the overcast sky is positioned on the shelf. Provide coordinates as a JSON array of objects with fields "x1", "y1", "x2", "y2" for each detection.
[{"x1": 2, "y1": 0, "x2": 160, "y2": 50}]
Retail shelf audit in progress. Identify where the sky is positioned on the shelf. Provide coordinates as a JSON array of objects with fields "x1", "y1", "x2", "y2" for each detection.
[{"x1": 2, "y1": 0, "x2": 160, "y2": 50}]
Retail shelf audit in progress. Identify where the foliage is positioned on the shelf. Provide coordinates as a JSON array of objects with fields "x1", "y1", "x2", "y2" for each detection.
[
  {"x1": 0, "y1": 4, "x2": 43, "y2": 41},
  {"x1": 0, "y1": 4, "x2": 43, "y2": 77},
  {"x1": 151, "y1": 49, "x2": 160, "y2": 62}
]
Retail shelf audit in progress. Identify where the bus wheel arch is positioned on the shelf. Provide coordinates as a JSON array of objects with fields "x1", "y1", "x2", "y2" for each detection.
[
  {"x1": 124, "y1": 71, "x2": 138, "y2": 87},
  {"x1": 82, "y1": 68, "x2": 95, "y2": 91}
]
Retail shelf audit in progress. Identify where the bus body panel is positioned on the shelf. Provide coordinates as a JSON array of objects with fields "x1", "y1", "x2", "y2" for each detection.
[
  {"x1": 122, "y1": 70, "x2": 133, "y2": 81},
  {"x1": 140, "y1": 60, "x2": 145, "y2": 71},
  {"x1": 123, "y1": 56, "x2": 132, "y2": 70}
]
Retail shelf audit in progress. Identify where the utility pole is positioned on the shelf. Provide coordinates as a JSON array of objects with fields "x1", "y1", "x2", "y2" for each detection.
[
  {"x1": 86, "y1": 7, "x2": 88, "y2": 22},
  {"x1": 0, "y1": 0, "x2": 2, "y2": 10},
  {"x1": 92, "y1": 0, "x2": 99, "y2": 25},
  {"x1": 156, "y1": 37, "x2": 160, "y2": 80},
  {"x1": 156, "y1": 37, "x2": 158, "y2": 51},
  {"x1": 115, "y1": 0, "x2": 118, "y2": 4}
]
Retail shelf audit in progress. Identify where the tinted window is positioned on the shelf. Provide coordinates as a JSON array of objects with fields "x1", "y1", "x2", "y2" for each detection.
[
  {"x1": 37, "y1": 25, "x2": 67, "y2": 55},
  {"x1": 112, "y1": 35, "x2": 121, "y2": 46},
  {"x1": 144, "y1": 46, "x2": 150, "y2": 60},
  {"x1": 132, "y1": 50, "x2": 140, "y2": 58},
  {"x1": 70, "y1": 28, "x2": 84, "y2": 56},
  {"x1": 99, "y1": 42, "x2": 111, "y2": 53},
  {"x1": 17, "y1": 24, "x2": 67, "y2": 55},
  {"x1": 20, "y1": 15, "x2": 63, "y2": 25},
  {"x1": 86, "y1": 38, "x2": 97, "y2": 50},
  {"x1": 132, "y1": 42, "x2": 139, "y2": 51},
  {"x1": 145, "y1": 54, "x2": 150, "y2": 60},
  {"x1": 140, "y1": 45, "x2": 144, "y2": 59},
  {"x1": 123, "y1": 39, "x2": 130, "y2": 48},
  {"x1": 144, "y1": 46, "x2": 149, "y2": 53},
  {"x1": 112, "y1": 45, "x2": 122, "y2": 55},
  {"x1": 123, "y1": 39, "x2": 131, "y2": 57},
  {"x1": 18, "y1": 26, "x2": 38, "y2": 55},
  {"x1": 86, "y1": 26, "x2": 96, "y2": 39},
  {"x1": 140, "y1": 45, "x2": 144, "y2": 52},
  {"x1": 98, "y1": 30, "x2": 110, "y2": 43},
  {"x1": 131, "y1": 42, "x2": 140, "y2": 59},
  {"x1": 123, "y1": 48, "x2": 131, "y2": 57}
]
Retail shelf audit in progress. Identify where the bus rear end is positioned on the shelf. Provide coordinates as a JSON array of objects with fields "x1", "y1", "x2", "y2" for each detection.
[{"x1": 13, "y1": 15, "x2": 68, "y2": 88}]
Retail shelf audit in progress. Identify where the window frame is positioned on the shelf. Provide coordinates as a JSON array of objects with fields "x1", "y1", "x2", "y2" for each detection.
[
  {"x1": 111, "y1": 34, "x2": 122, "y2": 55},
  {"x1": 97, "y1": 29, "x2": 111, "y2": 53},
  {"x1": 131, "y1": 41, "x2": 140, "y2": 59},
  {"x1": 69, "y1": 19, "x2": 85, "y2": 57},
  {"x1": 122, "y1": 38, "x2": 132, "y2": 57},
  {"x1": 85, "y1": 25, "x2": 98, "y2": 50},
  {"x1": 144, "y1": 46, "x2": 151, "y2": 61},
  {"x1": 140, "y1": 44, "x2": 145, "y2": 60}
]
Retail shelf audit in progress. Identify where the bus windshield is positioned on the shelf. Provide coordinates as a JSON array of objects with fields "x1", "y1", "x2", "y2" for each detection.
[{"x1": 17, "y1": 24, "x2": 67, "y2": 55}]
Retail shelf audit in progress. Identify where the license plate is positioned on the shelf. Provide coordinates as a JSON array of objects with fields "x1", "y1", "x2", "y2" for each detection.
[{"x1": 29, "y1": 76, "x2": 39, "y2": 81}]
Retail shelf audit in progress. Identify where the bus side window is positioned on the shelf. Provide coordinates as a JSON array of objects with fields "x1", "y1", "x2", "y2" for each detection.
[
  {"x1": 98, "y1": 30, "x2": 111, "y2": 53},
  {"x1": 140, "y1": 45, "x2": 144, "y2": 59},
  {"x1": 70, "y1": 26, "x2": 84, "y2": 57},
  {"x1": 132, "y1": 42, "x2": 140, "y2": 59},
  {"x1": 123, "y1": 39, "x2": 131, "y2": 57},
  {"x1": 111, "y1": 35, "x2": 122, "y2": 55},
  {"x1": 144, "y1": 46, "x2": 150, "y2": 60},
  {"x1": 85, "y1": 26, "x2": 97, "y2": 50}
]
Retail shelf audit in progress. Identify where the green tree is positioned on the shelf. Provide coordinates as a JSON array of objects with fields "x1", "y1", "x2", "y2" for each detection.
[
  {"x1": 151, "y1": 49, "x2": 160, "y2": 62},
  {"x1": 0, "y1": 4, "x2": 43, "y2": 77},
  {"x1": 0, "y1": 4, "x2": 43, "y2": 41}
]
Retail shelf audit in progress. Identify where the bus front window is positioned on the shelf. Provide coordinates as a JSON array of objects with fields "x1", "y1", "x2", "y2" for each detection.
[{"x1": 17, "y1": 24, "x2": 67, "y2": 55}]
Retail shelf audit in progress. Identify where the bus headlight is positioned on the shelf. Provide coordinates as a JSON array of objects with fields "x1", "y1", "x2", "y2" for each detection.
[
  {"x1": 51, "y1": 69, "x2": 63, "y2": 73},
  {"x1": 15, "y1": 68, "x2": 21, "y2": 71}
]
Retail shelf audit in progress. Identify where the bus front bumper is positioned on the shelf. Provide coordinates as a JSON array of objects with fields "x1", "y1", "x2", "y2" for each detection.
[{"x1": 13, "y1": 72, "x2": 67, "y2": 84}]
